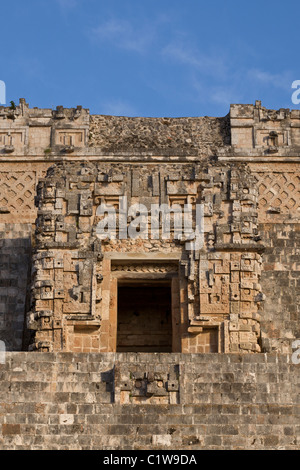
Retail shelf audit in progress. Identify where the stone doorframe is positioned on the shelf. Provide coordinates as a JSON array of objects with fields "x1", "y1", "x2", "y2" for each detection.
[{"x1": 100, "y1": 253, "x2": 184, "y2": 353}]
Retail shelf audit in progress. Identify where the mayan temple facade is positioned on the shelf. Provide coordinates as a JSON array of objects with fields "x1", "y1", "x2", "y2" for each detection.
[{"x1": 0, "y1": 99, "x2": 299, "y2": 450}]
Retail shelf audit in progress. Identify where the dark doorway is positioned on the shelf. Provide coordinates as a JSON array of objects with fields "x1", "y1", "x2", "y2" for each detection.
[{"x1": 117, "y1": 283, "x2": 172, "y2": 352}]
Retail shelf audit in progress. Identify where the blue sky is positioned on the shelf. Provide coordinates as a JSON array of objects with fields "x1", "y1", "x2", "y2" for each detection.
[{"x1": 1, "y1": 0, "x2": 300, "y2": 117}]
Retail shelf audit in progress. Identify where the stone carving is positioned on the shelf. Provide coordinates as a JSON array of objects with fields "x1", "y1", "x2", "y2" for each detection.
[
  {"x1": 253, "y1": 170, "x2": 300, "y2": 218},
  {"x1": 111, "y1": 264, "x2": 178, "y2": 273},
  {"x1": 115, "y1": 363, "x2": 180, "y2": 405},
  {"x1": 27, "y1": 161, "x2": 264, "y2": 354},
  {"x1": 0, "y1": 171, "x2": 36, "y2": 215},
  {"x1": 0, "y1": 99, "x2": 298, "y2": 355}
]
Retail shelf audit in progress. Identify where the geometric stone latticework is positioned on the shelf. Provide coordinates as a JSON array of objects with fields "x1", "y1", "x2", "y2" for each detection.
[
  {"x1": 0, "y1": 172, "x2": 36, "y2": 212},
  {"x1": 253, "y1": 170, "x2": 300, "y2": 220},
  {"x1": 0, "y1": 170, "x2": 47, "y2": 222}
]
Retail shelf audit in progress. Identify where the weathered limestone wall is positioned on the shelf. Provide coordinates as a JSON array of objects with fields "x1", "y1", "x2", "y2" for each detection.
[
  {"x1": 250, "y1": 163, "x2": 300, "y2": 353},
  {"x1": 0, "y1": 353, "x2": 298, "y2": 450},
  {"x1": 0, "y1": 100, "x2": 299, "y2": 451},
  {"x1": 250, "y1": 162, "x2": 300, "y2": 349},
  {"x1": 0, "y1": 99, "x2": 299, "y2": 356},
  {"x1": 259, "y1": 223, "x2": 300, "y2": 353},
  {"x1": 0, "y1": 224, "x2": 32, "y2": 351},
  {"x1": 89, "y1": 115, "x2": 231, "y2": 155}
]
